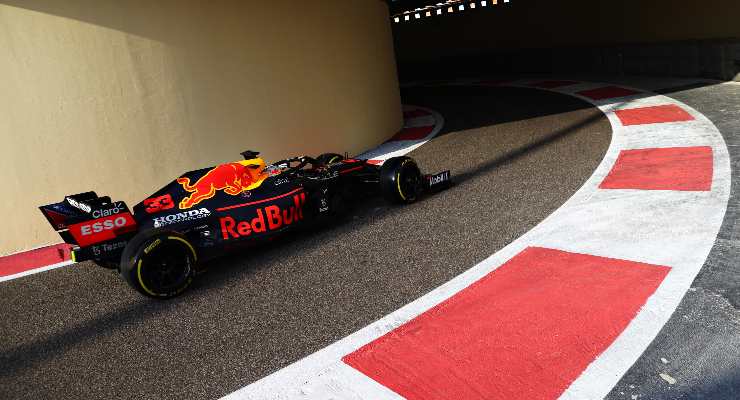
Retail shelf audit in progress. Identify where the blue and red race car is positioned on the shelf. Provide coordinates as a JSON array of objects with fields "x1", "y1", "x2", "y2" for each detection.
[{"x1": 40, "y1": 151, "x2": 450, "y2": 298}]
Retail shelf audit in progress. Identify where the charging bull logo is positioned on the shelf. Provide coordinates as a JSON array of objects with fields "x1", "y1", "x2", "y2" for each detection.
[{"x1": 177, "y1": 161, "x2": 266, "y2": 209}]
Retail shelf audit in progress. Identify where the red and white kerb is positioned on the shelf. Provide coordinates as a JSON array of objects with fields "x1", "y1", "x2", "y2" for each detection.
[{"x1": 223, "y1": 80, "x2": 730, "y2": 400}]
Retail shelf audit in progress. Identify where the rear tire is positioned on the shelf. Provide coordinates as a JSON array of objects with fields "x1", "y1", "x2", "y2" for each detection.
[
  {"x1": 380, "y1": 156, "x2": 423, "y2": 204},
  {"x1": 120, "y1": 230, "x2": 197, "y2": 299}
]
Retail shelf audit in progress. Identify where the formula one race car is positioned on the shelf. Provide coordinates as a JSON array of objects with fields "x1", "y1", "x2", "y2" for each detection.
[{"x1": 39, "y1": 151, "x2": 450, "y2": 298}]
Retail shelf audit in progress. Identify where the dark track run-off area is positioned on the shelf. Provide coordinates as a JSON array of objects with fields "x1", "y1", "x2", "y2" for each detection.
[{"x1": 0, "y1": 85, "x2": 611, "y2": 399}]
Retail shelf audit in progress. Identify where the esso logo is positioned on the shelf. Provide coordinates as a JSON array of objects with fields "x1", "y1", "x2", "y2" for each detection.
[
  {"x1": 80, "y1": 216, "x2": 128, "y2": 236},
  {"x1": 69, "y1": 212, "x2": 137, "y2": 247}
]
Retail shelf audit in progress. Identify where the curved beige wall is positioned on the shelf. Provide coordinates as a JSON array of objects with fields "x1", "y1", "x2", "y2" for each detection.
[{"x1": 0, "y1": 0, "x2": 402, "y2": 255}]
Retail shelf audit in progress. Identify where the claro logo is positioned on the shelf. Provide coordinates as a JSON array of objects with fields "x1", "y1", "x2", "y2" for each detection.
[
  {"x1": 220, "y1": 193, "x2": 306, "y2": 239},
  {"x1": 92, "y1": 202, "x2": 126, "y2": 219}
]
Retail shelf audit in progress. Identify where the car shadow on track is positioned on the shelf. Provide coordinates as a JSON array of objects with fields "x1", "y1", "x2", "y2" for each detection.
[{"x1": 0, "y1": 289, "x2": 189, "y2": 379}]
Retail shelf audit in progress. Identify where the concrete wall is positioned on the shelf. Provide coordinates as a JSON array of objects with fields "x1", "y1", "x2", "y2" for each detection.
[
  {"x1": 393, "y1": 0, "x2": 740, "y2": 81},
  {"x1": 0, "y1": 0, "x2": 402, "y2": 255}
]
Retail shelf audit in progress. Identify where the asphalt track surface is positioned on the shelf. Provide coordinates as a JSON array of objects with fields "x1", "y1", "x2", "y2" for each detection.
[{"x1": 0, "y1": 86, "x2": 611, "y2": 400}]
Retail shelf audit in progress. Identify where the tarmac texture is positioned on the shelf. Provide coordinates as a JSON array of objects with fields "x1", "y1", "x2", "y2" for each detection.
[{"x1": 0, "y1": 86, "x2": 611, "y2": 400}]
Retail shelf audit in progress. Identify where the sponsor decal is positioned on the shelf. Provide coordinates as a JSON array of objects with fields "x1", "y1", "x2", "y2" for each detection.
[
  {"x1": 43, "y1": 206, "x2": 70, "y2": 230},
  {"x1": 153, "y1": 208, "x2": 211, "y2": 228},
  {"x1": 92, "y1": 201, "x2": 126, "y2": 219},
  {"x1": 91, "y1": 240, "x2": 126, "y2": 256},
  {"x1": 144, "y1": 194, "x2": 174, "y2": 214},
  {"x1": 144, "y1": 238, "x2": 162, "y2": 254},
  {"x1": 318, "y1": 189, "x2": 329, "y2": 213},
  {"x1": 177, "y1": 161, "x2": 267, "y2": 209},
  {"x1": 66, "y1": 197, "x2": 92, "y2": 213},
  {"x1": 68, "y1": 212, "x2": 137, "y2": 247},
  {"x1": 220, "y1": 193, "x2": 306, "y2": 240},
  {"x1": 274, "y1": 177, "x2": 289, "y2": 186},
  {"x1": 427, "y1": 170, "x2": 451, "y2": 187},
  {"x1": 50, "y1": 203, "x2": 72, "y2": 213},
  {"x1": 80, "y1": 217, "x2": 128, "y2": 236}
]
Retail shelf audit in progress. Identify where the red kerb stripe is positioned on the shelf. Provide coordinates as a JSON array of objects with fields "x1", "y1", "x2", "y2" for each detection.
[
  {"x1": 343, "y1": 247, "x2": 669, "y2": 400},
  {"x1": 600, "y1": 146, "x2": 713, "y2": 191},
  {"x1": 615, "y1": 104, "x2": 695, "y2": 126},
  {"x1": 0, "y1": 243, "x2": 72, "y2": 277}
]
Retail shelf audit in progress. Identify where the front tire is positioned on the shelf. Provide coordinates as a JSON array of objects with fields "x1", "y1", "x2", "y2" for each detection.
[
  {"x1": 120, "y1": 230, "x2": 197, "y2": 299},
  {"x1": 380, "y1": 156, "x2": 423, "y2": 204}
]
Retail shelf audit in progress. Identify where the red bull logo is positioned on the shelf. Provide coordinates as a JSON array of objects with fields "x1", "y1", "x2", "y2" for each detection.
[
  {"x1": 177, "y1": 161, "x2": 266, "y2": 209},
  {"x1": 220, "y1": 193, "x2": 306, "y2": 239}
]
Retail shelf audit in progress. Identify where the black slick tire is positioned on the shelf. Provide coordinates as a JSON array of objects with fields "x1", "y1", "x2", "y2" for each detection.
[
  {"x1": 380, "y1": 156, "x2": 423, "y2": 204},
  {"x1": 120, "y1": 230, "x2": 197, "y2": 299}
]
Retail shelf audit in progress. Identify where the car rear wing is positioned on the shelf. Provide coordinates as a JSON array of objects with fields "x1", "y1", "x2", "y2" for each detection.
[{"x1": 39, "y1": 191, "x2": 138, "y2": 249}]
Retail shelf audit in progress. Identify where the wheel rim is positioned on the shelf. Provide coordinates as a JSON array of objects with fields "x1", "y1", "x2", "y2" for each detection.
[
  {"x1": 139, "y1": 241, "x2": 192, "y2": 295},
  {"x1": 399, "y1": 164, "x2": 421, "y2": 201}
]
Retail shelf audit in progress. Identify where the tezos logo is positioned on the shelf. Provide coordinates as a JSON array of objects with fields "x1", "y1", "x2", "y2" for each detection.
[
  {"x1": 91, "y1": 240, "x2": 126, "y2": 256},
  {"x1": 154, "y1": 208, "x2": 211, "y2": 228}
]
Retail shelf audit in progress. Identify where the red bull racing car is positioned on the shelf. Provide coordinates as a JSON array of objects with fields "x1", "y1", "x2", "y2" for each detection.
[{"x1": 39, "y1": 151, "x2": 450, "y2": 298}]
